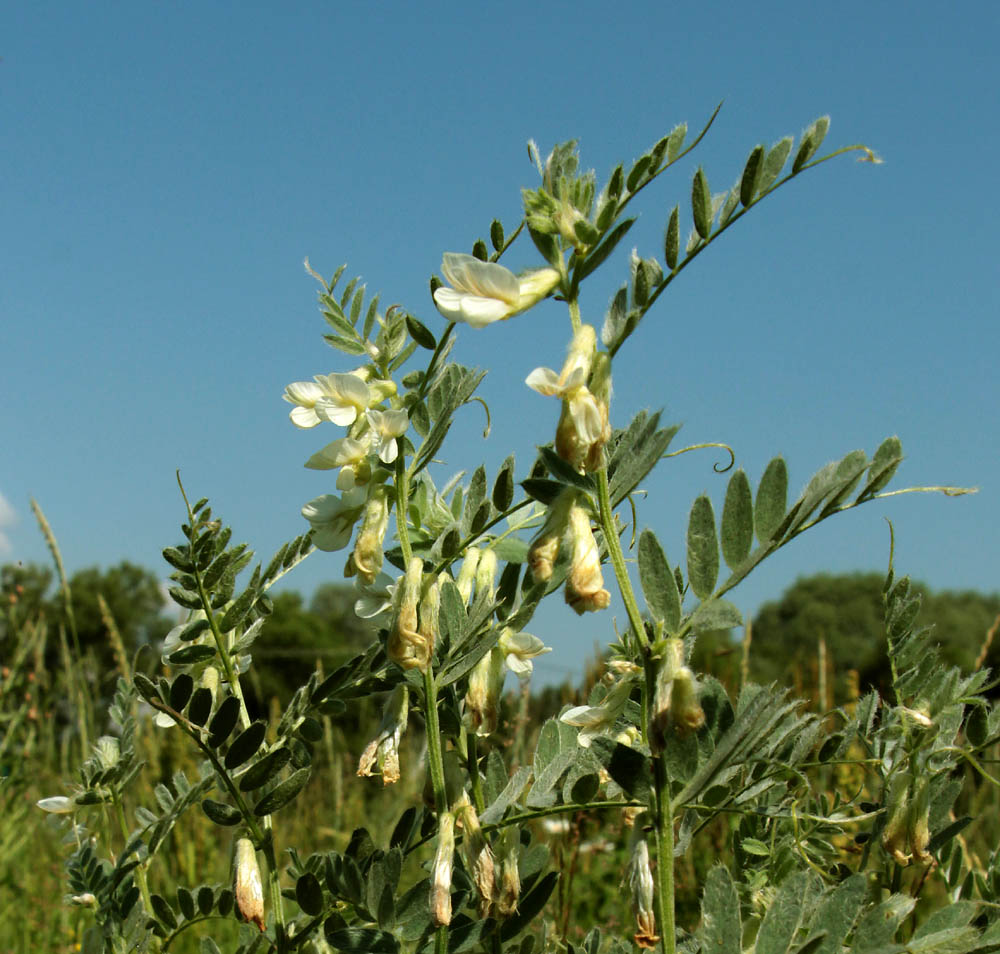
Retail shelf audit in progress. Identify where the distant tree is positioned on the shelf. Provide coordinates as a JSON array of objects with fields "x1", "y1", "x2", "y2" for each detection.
[{"x1": 749, "y1": 572, "x2": 1000, "y2": 702}]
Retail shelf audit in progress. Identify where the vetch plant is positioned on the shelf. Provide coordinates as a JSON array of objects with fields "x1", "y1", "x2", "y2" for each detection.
[{"x1": 38, "y1": 105, "x2": 999, "y2": 954}]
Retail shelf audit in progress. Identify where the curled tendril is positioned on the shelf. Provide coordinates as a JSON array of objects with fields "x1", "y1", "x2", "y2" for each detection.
[
  {"x1": 466, "y1": 396, "x2": 491, "y2": 439},
  {"x1": 662, "y1": 442, "x2": 736, "y2": 473}
]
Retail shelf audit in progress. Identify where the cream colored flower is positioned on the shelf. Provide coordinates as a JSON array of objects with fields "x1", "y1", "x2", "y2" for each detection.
[
  {"x1": 526, "y1": 325, "x2": 609, "y2": 472},
  {"x1": 234, "y1": 838, "x2": 265, "y2": 932},
  {"x1": 301, "y1": 489, "x2": 366, "y2": 551},
  {"x1": 498, "y1": 628, "x2": 551, "y2": 681},
  {"x1": 357, "y1": 685, "x2": 408, "y2": 785},
  {"x1": 366, "y1": 409, "x2": 409, "y2": 464},
  {"x1": 304, "y1": 436, "x2": 372, "y2": 489},
  {"x1": 283, "y1": 371, "x2": 371, "y2": 428},
  {"x1": 565, "y1": 504, "x2": 610, "y2": 614},
  {"x1": 433, "y1": 253, "x2": 560, "y2": 328}
]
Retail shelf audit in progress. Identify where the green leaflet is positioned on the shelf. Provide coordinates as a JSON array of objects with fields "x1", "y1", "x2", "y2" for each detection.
[
  {"x1": 721, "y1": 469, "x2": 754, "y2": 569},
  {"x1": 638, "y1": 529, "x2": 681, "y2": 632},
  {"x1": 687, "y1": 494, "x2": 719, "y2": 599}
]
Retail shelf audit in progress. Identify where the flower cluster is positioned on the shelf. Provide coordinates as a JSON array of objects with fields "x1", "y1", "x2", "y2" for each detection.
[{"x1": 284, "y1": 364, "x2": 408, "y2": 582}]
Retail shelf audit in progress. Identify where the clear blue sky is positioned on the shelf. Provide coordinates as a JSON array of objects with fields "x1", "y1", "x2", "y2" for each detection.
[{"x1": 3, "y1": 1, "x2": 997, "y2": 685}]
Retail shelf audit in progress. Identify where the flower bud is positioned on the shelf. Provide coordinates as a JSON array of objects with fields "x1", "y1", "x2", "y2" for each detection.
[
  {"x1": 909, "y1": 776, "x2": 932, "y2": 864},
  {"x1": 496, "y1": 829, "x2": 521, "y2": 917},
  {"x1": 430, "y1": 811, "x2": 456, "y2": 927},
  {"x1": 626, "y1": 829, "x2": 658, "y2": 949},
  {"x1": 352, "y1": 487, "x2": 390, "y2": 584},
  {"x1": 456, "y1": 548, "x2": 481, "y2": 604},
  {"x1": 234, "y1": 837, "x2": 265, "y2": 932},
  {"x1": 357, "y1": 685, "x2": 409, "y2": 785},
  {"x1": 418, "y1": 574, "x2": 441, "y2": 663},
  {"x1": 475, "y1": 549, "x2": 498, "y2": 601},
  {"x1": 387, "y1": 557, "x2": 430, "y2": 671},
  {"x1": 514, "y1": 267, "x2": 562, "y2": 311},
  {"x1": 527, "y1": 490, "x2": 574, "y2": 583},
  {"x1": 465, "y1": 645, "x2": 505, "y2": 736},
  {"x1": 671, "y1": 668, "x2": 705, "y2": 734},
  {"x1": 650, "y1": 639, "x2": 684, "y2": 753},
  {"x1": 565, "y1": 505, "x2": 610, "y2": 614},
  {"x1": 881, "y1": 772, "x2": 912, "y2": 866},
  {"x1": 455, "y1": 793, "x2": 496, "y2": 916}
]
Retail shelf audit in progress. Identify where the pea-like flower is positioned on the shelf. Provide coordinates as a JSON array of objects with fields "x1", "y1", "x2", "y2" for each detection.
[
  {"x1": 304, "y1": 436, "x2": 372, "y2": 489},
  {"x1": 283, "y1": 372, "x2": 371, "y2": 428},
  {"x1": 357, "y1": 685, "x2": 408, "y2": 785},
  {"x1": 234, "y1": 837, "x2": 265, "y2": 932},
  {"x1": 433, "y1": 253, "x2": 560, "y2": 328},
  {"x1": 498, "y1": 628, "x2": 551, "y2": 681},
  {"x1": 526, "y1": 325, "x2": 610, "y2": 472},
  {"x1": 301, "y1": 489, "x2": 367, "y2": 551},
  {"x1": 366, "y1": 408, "x2": 409, "y2": 464}
]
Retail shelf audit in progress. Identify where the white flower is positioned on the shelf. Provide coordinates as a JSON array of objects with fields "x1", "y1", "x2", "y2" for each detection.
[
  {"x1": 355, "y1": 571, "x2": 396, "y2": 621},
  {"x1": 366, "y1": 409, "x2": 409, "y2": 464},
  {"x1": 304, "y1": 436, "x2": 372, "y2": 489},
  {"x1": 560, "y1": 679, "x2": 634, "y2": 747},
  {"x1": 302, "y1": 489, "x2": 366, "y2": 551},
  {"x1": 433, "y1": 253, "x2": 560, "y2": 328},
  {"x1": 283, "y1": 372, "x2": 371, "y2": 428},
  {"x1": 37, "y1": 795, "x2": 74, "y2": 814},
  {"x1": 498, "y1": 628, "x2": 551, "y2": 681}
]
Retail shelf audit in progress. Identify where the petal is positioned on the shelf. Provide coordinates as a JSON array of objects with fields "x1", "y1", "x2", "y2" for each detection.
[
  {"x1": 289, "y1": 406, "x2": 321, "y2": 428},
  {"x1": 378, "y1": 437, "x2": 398, "y2": 464},
  {"x1": 312, "y1": 525, "x2": 353, "y2": 551},
  {"x1": 304, "y1": 440, "x2": 343, "y2": 470},
  {"x1": 283, "y1": 381, "x2": 324, "y2": 405},
  {"x1": 319, "y1": 372, "x2": 371, "y2": 408},
  {"x1": 381, "y1": 409, "x2": 409, "y2": 435},
  {"x1": 456, "y1": 295, "x2": 513, "y2": 328},
  {"x1": 569, "y1": 390, "x2": 604, "y2": 443},
  {"x1": 433, "y1": 287, "x2": 466, "y2": 322},
  {"x1": 441, "y1": 253, "x2": 519, "y2": 304},
  {"x1": 314, "y1": 398, "x2": 358, "y2": 426},
  {"x1": 336, "y1": 467, "x2": 357, "y2": 490},
  {"x1": 525, "y1": 367, "x2": 562, "y2": 396},
  {"x1": 301, "y1": 494, "x2": 342, "y2": 523},
  {"x1": 36, "y1": 796, "x2": 74, "y2": 813}
]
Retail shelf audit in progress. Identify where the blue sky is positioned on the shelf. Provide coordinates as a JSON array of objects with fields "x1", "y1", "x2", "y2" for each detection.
[{"x1": 3, "y1": 1, "x2": 997, "y2": 685}]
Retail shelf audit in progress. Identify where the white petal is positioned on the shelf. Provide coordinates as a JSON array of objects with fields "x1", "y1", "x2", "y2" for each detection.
[
  {"x1": 320, "y1": 372, "x2": 372, "y2": 408},
  {"x1": 378, "y1": 437, "x2": 398, "y2": 464},
  {"x1": 314, "y1": 398, "x2": 358, "y2": 426},
  {"x1": 458, "y1": 258, "x2": 520, "y2": 304},
  {"x1": 461, "y1": 295, "x2": 515, "y2": 327},
  {"x1": 433, "y1": 287, "x2": 466, "y2": 322},
  {"x1": 155, "y1": 712, "x2": 177, "y2": 728},
  {"x1": 380, "y1": 410, "x2": 409, "y2": 437},
  {"x1": 312, "y1": 525, "x2": 353, "y2": 551},
  {"x1": 289, "y1": 406, "x2": 321, "y2": 428},
  {"x1": 525, "y1": 367, "x2": 562, "y2": 396},
  {"x1": 284, "y1": 381, "x2": 324, "y2": 405},
  {"x1": 336, "y1": 467, "x2": 357, "y2": 490},
  {"x1": 37, "y1": 796, "x2": 74, "y2": 813},
  {"x1": 569, "y1": 391, "x2": 604, "y2": 443},
  {"x1": 304, "y1": 446, "x2": 340, "y2": 470},
  {"x1": 301, "y1": 494, "x2": 341, "y2": 523}
]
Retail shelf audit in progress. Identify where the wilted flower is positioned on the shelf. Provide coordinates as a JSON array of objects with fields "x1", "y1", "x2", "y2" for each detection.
[
  {"x1": 455, "y1": 792, "x2": 496, "y2": 916},
  {"x1": 650, "y1": 638, "x2": 704, "y2": 751},
  {"x1": 496, "y1": 828, "x2": 521, "y2": 917},
  {"x1": 350, "y1": 487, "x2": 390, "y2": 584},
  {"x1": 527, "y1": 489, "x2": 574, "y2": 583},
  {"x1": 881, "y1": 771, "x2": 912, "y2": 866},
  {"x1": 354, "y1": 571, "x2": 396, "y2": 623},
  {"x1": 430, "y1": 811, "x2": 456, "y2": 926},
  {"x1": 234, "y1": 837, "x2": 265, "y2": 932},
  {"x1": 565, "y1": 504, "x2": 610, "y2": 614},
  {"x1": 465, "y1": 645, "x2": 505, "y2": 736},
  {"x1": 433, "y1": 253, "x2": 561, "y2": 328},
  {"x1": 387, "y1": 557, "x2": 431, "y2": 671},
  {"x1": 626, "y1": 829, "x2": 659, "y2": 949},
  {"x1": 302, "y1": 488, "x2": 367, "y2": 551},
  {"x1": 358, "y1": 685, "x2": 408, "y2": 785},
  {"x1": 909, "y1": 776, "x2": 932, "y2": 864},
  {"x1": 366, "y1": 409, "x2": 409, "y2": 464},
  {"x1": 304, "y1": 436, "x2": 372, "y2": 489},
  {"x1": 475, "y1": 549, "x2": 498, "y2": 601}
]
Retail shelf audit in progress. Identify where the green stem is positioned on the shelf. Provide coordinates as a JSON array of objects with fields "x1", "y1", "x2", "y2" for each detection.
[
  {"x1": 113, "y1": 791, "x2": 154, "y2": 919},
  {"x1": 597, "y1": 466, "x2": 674, "y2": 952},
  {"x1": 568, "y1": 297, "x2": 582, "y2": 334},
  {"x1": 395, "y1": 455, "x2": 413, "y2": 566},
  {"x1": 422, "y1": 666, "x2": 449, "y2": 954},
  {"x1": 595, "y1": 468, "x2": 648, "y2": 651}
]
